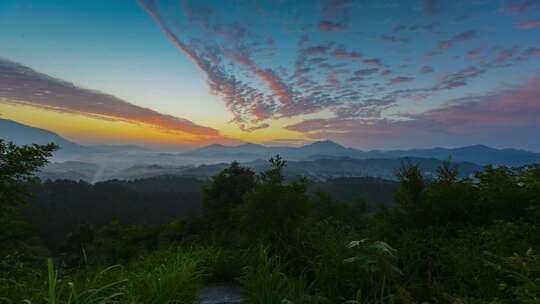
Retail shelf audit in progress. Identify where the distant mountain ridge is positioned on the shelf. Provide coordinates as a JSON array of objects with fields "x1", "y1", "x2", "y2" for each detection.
[
  {"x1": 379, "y1": 144, "x2": 540, "y2": 166},
  {"x1": 0, "y1": 119, "x2": 150, "y2": 157},
  {"x1": 2, "y1": 118, "x2": 540, "y2": 167},
  {"x1": 184, "y1": 140, "x2": 540, "y2": 167},
  {"x1": 0, "y1": 118, "x2": 91, "y2": 155},
  {"x1": 41, "y1": 156, "x2": 482, "y2": 182}
]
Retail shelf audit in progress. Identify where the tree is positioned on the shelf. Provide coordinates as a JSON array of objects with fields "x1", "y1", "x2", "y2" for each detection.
[
  {"x1": 393, "y1": 162, "x2": 428, "y2": 227},
  {"x1": 238, "y1": 156, "x2": 312, "y2": 242},
  {"x1": 475, "y1": 166, "x2": 529, "y2": 221},
  {"x1": 259, "y1": 154, "x2": 287, "y2": 185},
  {"x1": 425, "y1": 160, "x2": 478, "y2": 226},
  {"x1": 203, "y1": 161, "x2": 255, "y2": 228},
  {"x1": 0, "y1": 140, "x2": 57, "y2": 207},
  {"x1": 0, "y1": 140, "x2": 57, "y2": 257}
]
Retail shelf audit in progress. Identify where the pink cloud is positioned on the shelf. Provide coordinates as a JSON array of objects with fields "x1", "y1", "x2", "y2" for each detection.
[
  {"x1": 301, "y1": 45, "x2": 331, "y2": 56},
  {"x1": 323, "y1": 0, "x2": 354, "y2": 18},
  {"x1": 420, "y1": 66, "x2": 434, "y2": 73},
  {"x1": 453, "y1": 30, "x2": 478, "y2": 41},
  {"x1": 439, "y1": 40, "x2": 452, "y2": 49},
  {"x1": 286, "y1": 75, "x2": 540, "y2": 150},
  {"x1": 525, "y1": 47, "x2": 540, "y2": 57},
  {"x1": 333, "y1": 48, "x2": 362, "y2": 60},
  {"x1": 363, "y1": 58, "x2": 383, "y2": 67},
  {"x1": 390, "y1": 76, "x2": 415, "y2": 85},
  {"x1": 319, "y1": 21, "x2": 346, "y2": 32},
  {"x1": 517, "y1": 20, "x2": 540, "y2": 29},
  {"x1": 504, "y1": 0, "x2": 539, "y2": 14},
  {"x1": 467, "y1": 47, "x2": 483, "y2": 60}
]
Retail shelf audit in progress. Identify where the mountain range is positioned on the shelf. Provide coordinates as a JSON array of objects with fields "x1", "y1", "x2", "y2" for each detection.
[
  {"x1": 182, "y1": 138, "x2": 540, "y2": 167},
  {"x1": 2, "y1": 118, "x2": 540, "y2": 178}
]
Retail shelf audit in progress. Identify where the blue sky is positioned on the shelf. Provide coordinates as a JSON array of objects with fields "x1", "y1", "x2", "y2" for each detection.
[
  {"x1": 1, "y1": 0, "x2": 540, "y2": 150},
  {"x1": 0, "y1": 0, "x2": 230, "y2": 125}
]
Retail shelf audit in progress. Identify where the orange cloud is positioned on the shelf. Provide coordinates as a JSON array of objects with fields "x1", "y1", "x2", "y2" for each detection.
[{"x1": 0, "y1": 58, "x2": 232, "y2": 144}]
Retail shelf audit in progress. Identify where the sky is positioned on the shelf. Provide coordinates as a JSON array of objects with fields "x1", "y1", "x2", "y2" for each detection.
[{"x1": 0, "y1": 0, "x2": 539, "y2": 150}]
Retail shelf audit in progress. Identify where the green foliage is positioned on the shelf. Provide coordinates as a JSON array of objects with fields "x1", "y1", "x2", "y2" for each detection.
[
  {"x1": 2, "y1": 151, "x2": 540, "y2": 303},
  {"x1": 241, "y1": 246, "x2": 319, "y2": 304},
  {"x1": 475, "y1": 166, "x2": 532, "y2": 221},
  {"x1": 238, "y1": 156, "x2": 312, "y2": 243},
  {"x1": 0, "y1": 140, "x2": 57, "y2": 208},
  {"x1": 345, "y1": 239, "x2": 402, "y2": 303},
  {"x1": 121, "y1": 247, "x2": 208, "y2": 303},
  {"x1": 2, "y1": 247, "x2": 223, "y2": 304},
  {"x1": 486, "y1": 249, "x2": 540, "y2": 303},
  {"x1": 203, "y1": 161, "x2": 255, "y2": 228}
]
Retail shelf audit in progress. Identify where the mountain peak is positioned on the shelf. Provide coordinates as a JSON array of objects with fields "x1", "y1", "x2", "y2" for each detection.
[
  {"x1": 238, "y1": 142, "x2": 265, "y2": 148},
  {"x1": 460, "y1": 144, "x2": 492, "y2": 151},
  {"x1": 305, "y1": 140, "x2": 344, "y2": 149},
  {"x1": 0, "y1": 118, "x2": 87, "y2": 154}
]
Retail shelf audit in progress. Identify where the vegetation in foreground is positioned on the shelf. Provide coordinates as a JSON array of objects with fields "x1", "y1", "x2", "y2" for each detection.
[{"x1": 1, "y1": 139, "x2": 540, "y2": 303}]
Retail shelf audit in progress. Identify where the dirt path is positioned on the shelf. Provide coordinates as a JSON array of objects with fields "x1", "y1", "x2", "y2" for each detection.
[{"x1": 196, "y1": 283, "x2": 247, "y2": 304}]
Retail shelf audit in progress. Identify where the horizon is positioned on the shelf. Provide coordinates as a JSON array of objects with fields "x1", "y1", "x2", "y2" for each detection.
[
  {"x1": 4, "y1": 116, "x2": 540, "y2": 153},
  {"x1": 1, "y1": 0, "x2": 540, "y2": 151}
]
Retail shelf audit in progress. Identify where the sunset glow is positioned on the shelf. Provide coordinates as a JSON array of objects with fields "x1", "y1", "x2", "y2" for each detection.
[{"x1": 1, "y1": 0, "x2": 539, "y2": 150}]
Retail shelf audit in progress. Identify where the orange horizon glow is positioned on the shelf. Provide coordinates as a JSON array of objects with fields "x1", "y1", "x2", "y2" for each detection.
[{"x1": 0, "y1": 101, "x2": 308, "y2": 147}]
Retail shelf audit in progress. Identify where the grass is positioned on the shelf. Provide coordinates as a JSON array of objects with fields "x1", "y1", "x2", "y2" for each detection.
[
  {"x1": 240, "y1": 247, "x2": 320, "y2": 304},
  {"x1": 1, "y1": 246, "x2": 227, "y2": 304}
]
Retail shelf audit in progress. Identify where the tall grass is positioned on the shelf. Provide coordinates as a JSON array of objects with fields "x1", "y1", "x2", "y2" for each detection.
[
  {"x1": 2, "y1": 247, "x2": 224, "y2": 304},
  {"x1": 240, "y1": 247, "x2": 320, "y2": 304},
  {"x1": 123, "y1": 247, "x2": 210, "y2": 304}
]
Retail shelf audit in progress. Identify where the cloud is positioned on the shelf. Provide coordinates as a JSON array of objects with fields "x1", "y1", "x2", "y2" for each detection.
[
  {"x1": 435, "y1": 66, "x2": 484, "y2": 89},
  {"x1": 390, "y1": 76, "x2": 415, "y2": 85},
  {"x1": 319, "y1": 21, "x2": 346, "y2": 32},
  {"x1": 517, "y1": 20, "x2": 540, "y2": 29},
  {"x1": 437, "y1": 30, "x2": 477, "y2": 50},
  {"x1": 467, "y1": 47, "x2": 483, "y2": 60},
  {"x1": 494, "y1": 47, "x2": 518, "y2": 66},
  {"x1": 239, "y1": 123, "x2": 270, "y2": 132},
  {"x1": 0, "y1": 58, "x2": 227, "y2": 142},
  {"x1": 420, "y1": 66, "x2": 434, "y2": 73},
  {"x1": 333, "y1": 48, "x2": 362, "y2": 60},
  {"x1": 323, "y1": 0, "x2": 354, "y2": 18},
  {"x1": 453, "y1": 30, "x2": 477, "y2": 41},
  {"x1": 504, "y1": 0, "x2": 540, "y2": 14},
  {"x1": 439, "y1": 40, "x2": 452, "y2": 49},
  {"x1": 139, "y1": 0, "x2": 257, "y2": 129},
  {"x1": 301, "y1": 45, "x2": 332, "y2": 56},
  {"x1": 227, "y1": 50, "x2": 293, "y2": 107},
  {"x1": 525, "y1": 47, "x2": 540, "y2": 57},
  {"x1": 363, "y1": 58, "x2": 384, "y2": 68},
  {"x1": 355, "y1": 68, "x2": 379, "y2": 76},
  {"x1": 138, "y1": 0, "x2": 540, "y2": 142},
  {"x1": 286, "y1": 74, "x2": 540, "y2": 150}
]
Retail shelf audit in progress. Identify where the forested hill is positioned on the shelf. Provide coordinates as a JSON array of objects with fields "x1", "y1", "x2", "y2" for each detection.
[
  {"x1": 24, "y1": 176, "x2": 205, "y2": 249},
  {"x1": 22, "y1": 174, "x2": 397, "y2": 250}
]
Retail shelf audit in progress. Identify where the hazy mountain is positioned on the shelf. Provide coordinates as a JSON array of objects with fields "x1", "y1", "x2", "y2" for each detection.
[
  {"x1": 3, "y1": 119, "x2": 539, "y2": 171},
  {"x1": 183, "y1": 140, "x2": 362, "y2": 161},
  {"x1": 183, "y1": 140, "x2": 540, "y2": 166},
  {"x1": 43, "y1": 156, "x2": 480, "y2": 182},
  {"x1": 0, "y1": 118, "x2": 91, "y2": 155},
  {"x1": 91, "y1": 144, "x2": 150, "y2": 153},
  {"x1": 379, "y1": 145, "x2": 540, "y2": 167}
]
